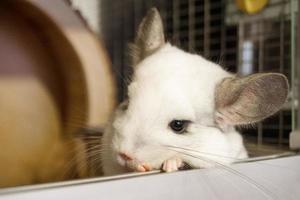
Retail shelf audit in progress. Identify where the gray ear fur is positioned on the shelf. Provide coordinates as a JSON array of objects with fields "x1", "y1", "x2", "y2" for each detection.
[
  {"x1": 130, "y1": 8, "x2": 165, "y2": 67},
  {"x1": 215, "y1": 73, "x2": 289, "y2": 126}
]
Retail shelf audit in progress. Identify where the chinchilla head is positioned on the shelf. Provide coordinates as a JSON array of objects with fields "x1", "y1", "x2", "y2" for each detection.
[{"x1": 101, "y1": 8, "x2": 289, "y2": 175}]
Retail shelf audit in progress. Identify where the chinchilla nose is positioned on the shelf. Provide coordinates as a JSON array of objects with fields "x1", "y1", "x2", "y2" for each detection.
[{"x1": 118, "y1": 152, "x2": 133, "y2": 161}]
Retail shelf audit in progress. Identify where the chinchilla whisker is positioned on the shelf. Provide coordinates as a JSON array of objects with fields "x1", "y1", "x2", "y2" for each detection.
[
  {"x1": 165, "y1": 145, "x2": 241, "y2": 160},
  {"x1": 66, "y1": 141, "x2": 108, "y2": 163},
  {"x1": 110, "y1": 66, "x2": 132, "y2": 86},
  {"x1": 83, "y1": 144, "x2": 103, "y2": 152},
  {"x1": 83, "y1": 150, "x2": 109, "y2": 159},
  {"x1": 69, "y1": 151, "x2": 101, "y2": 178},
  {"x1": 74, "y1": 141, "x2": 110, "y2": 152},
  {"x1": 179, "y1": 157, "x2": 275, "y2": 200},
  {"x1": 74, "y1": 147, "x2": 101, "y2": 156},
  {"x1": 61, "y1": 156, "x2": 85, "y2": 180},
  {"x1": 163, "y1": 145, "x2": 244, "y2": 161},
  {"x1": 176, "y1": 147, "x2": 292, "y2": 199},
  {"x1": 79, "y1": 139, "x2": 108, "y2": 145},
  {"x1": 83, "y1": 152, "x2": 101, "y2": 159},
  {"x1": 83, "y1": 144, "x2": 110, "y2": 150},
  {"x1": 60, "y1": 146, "x2": 107, "y2": 178},
  {"x1": 88, "y1": 156, "x2": 104, "y2": 168},
  {"x1": 77, "y1": 141, "x2": 101, "y2": 146},
  {"x1": 85, "y1": 150, "x2": 108, "y2": 158},
  {"x1": 168, "y1": 148, "x2": 277, "y2": 200},
  {"x1": 166, "y1": 145, "x2": 298, "y2": 172},
  {"x1": 59, "y1": 163, "x2": 73, "y2": 179},
  {"x1": 74, "y1": 137, "x2": 103, "y2": 143},
  {"x1": 79, "y1": 136, "x2": 104, "y2": 140}
]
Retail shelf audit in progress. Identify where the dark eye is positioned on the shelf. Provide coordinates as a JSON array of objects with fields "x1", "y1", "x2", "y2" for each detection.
[{"x1": 169, "y1": 120, "x2": 190, "y2": 134}]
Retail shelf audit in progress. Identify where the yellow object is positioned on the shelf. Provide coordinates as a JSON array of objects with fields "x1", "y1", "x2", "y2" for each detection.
[{"x1": 235, "y1": 0, "x2": 269, "y2": 14}]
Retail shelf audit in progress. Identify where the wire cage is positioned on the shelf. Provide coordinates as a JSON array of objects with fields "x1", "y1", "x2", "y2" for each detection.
[
  {"x1": 226, "y1": 0, "x2": 294, "y2": 156},
  {"x1": 100, "y1": 0, "x2": 298, "y2": 157}
]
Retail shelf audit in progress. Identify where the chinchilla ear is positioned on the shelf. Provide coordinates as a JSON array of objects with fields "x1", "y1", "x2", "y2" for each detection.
[
  {"x1": 130, "y1": 7, "x2": 165, "y2": 67},
  {"x1": 215, "y1": 73, "x2": 289, "y2": 127}
]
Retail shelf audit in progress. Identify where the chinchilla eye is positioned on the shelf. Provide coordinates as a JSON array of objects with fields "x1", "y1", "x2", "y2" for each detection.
[{"x1": 169, "y1": 120, "x2": 190, "y2": 134}]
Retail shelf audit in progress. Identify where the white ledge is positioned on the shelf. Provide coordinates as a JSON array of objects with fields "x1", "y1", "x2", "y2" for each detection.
[{"x1": 1, "y1": 155, "x2": 300, "y2": 200}]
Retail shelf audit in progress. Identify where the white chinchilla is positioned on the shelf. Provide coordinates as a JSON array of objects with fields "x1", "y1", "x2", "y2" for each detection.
[{"x1": 101, "y1": 8, "x2": 289, "y2": 175}]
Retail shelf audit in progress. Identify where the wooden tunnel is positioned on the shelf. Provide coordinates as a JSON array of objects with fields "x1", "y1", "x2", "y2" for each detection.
[{"x1": 0, "y1": 0, "x2": 116, "y2": 187}]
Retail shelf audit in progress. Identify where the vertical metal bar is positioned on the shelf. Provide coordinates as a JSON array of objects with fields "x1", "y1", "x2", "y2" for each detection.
[
  {"x1": 173, "y1": 0, "x2": 180, "y2": 45},
  {"x1": 279, "y1": 14, "x2": 285, "y2": 146},
  {"x1": 133, "y1": 0, "x2": 148, "y2": 30},
  {"x1": 290, "y1": 0, "x2": 300, "y2": 150},
  {"x1": 204, "y1": 0, "x2": 210, "y2": 58},
  {"x1": 162, "y1": 0, "x2": 173, "y2": 36},
  {"x1": 237, "y1": 20, "x2": 244, "y2": 75},
  {"x1": 188, "y1": 0, "x2": 195, "y2": 52},
  {"x1": 153, "y1": 0, "x2": 167, "y2": 24},
  {"x1": 291, "y1": 0, "x2": 297, "y2": 131},
  {"x1": 120, "y1": 1, "x2": 126, "y2": 100},
  {"x1": 111, "y1": 1, "x2": 125, "y2": 102},
  {"x1": 123, "y1": 0, "x2": 135, "y2": 99},
  {"x1": 145, "y1": 0, "x2": 153, "y2": 10},
  {"x1": 257, "y1": 20, "x2": 264, "y2": 146},
  {"x1": 220, "y1": 0, "x2": 226, "y2": 63},
  {"x1": 296, "y1": 0, "x2": 300, "y2": 130}
]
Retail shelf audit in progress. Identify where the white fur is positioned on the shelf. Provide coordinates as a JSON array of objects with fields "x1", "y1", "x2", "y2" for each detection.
[{"x1": 101, "y1": 44, "x2": 248, "y2": 176}]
